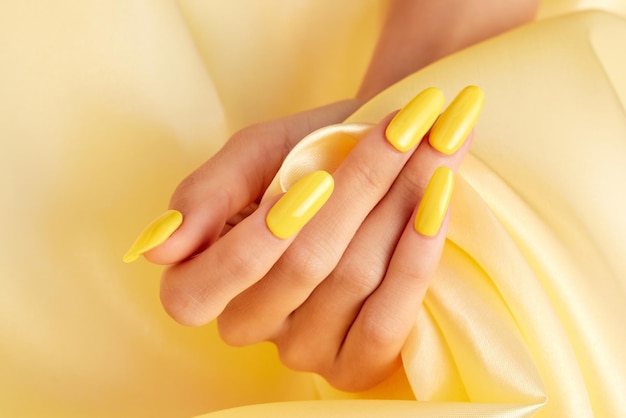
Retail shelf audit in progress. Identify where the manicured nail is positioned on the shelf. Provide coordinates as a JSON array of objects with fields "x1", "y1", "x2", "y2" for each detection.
[
  {"x1": 414, "y1": 167, "x2": 454, "y2": 237},
  {"x1": 266, "y1": 171, "x2": 334, "y2": 239},
  {"x1": 385, "y1": 87, "x2": 445, "y2": 152},
  {"x1": 429, "y1": 85, "x2": 484, "y2": 155},
  {"x1": 123, "y1": 210, "x2": 183, "y2": 263}
]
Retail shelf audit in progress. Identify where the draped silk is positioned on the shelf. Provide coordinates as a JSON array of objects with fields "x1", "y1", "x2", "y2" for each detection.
[{"x1": 1, "y1": 1, "x2": 625, "y2": 417}]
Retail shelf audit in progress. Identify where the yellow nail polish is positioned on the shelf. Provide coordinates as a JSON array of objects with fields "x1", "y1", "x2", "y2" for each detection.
[
  {"x1": 266, "y1": 171, "x2": 334, "y2": 239},
  {"x1": 385, "y1": 87, "x2": 445, "y2": 152},
  {"x1": 123, "y1": 210, "x2": 183, "y2": 263},
  {"x1": 414, "y1": 167, "x2": 454, "y2": 237},
  {"x1": 429, "y1": 85, "x2": 484, "y2": 155}
]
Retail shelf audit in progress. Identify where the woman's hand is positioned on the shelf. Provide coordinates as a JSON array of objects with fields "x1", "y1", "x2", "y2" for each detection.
[{"x1": 124, "y1": 86, "x2": 484, "y2": 391}]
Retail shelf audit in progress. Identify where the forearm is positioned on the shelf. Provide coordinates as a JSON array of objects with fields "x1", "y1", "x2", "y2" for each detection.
[{"x1": 357, "y1": 0, "x2": 540, "y2": 99}]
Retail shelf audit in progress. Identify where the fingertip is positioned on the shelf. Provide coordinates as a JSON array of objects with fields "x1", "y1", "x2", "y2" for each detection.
[
  {"x1": 265, "y1": 170, "x2": 334, "y2": 240},
  {"x1": 413, "y1": 166, "x2": 454, "y2": 237},
  {"x1": 122, "y1": 210, "x2": 183, "y2": 264},
  {"x1": 143, "y1": 205, "x2": 227, "y2": 265},
  {"x1": 429, "y1": 86, "x2": 484, "y2": 155},
  {"x1": 385, "y1": 87, "x2": 445, "y2": 153}
]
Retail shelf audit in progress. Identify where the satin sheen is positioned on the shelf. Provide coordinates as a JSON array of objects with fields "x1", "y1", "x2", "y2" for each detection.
[{"x1": 1, "y1": 1, "x2": 625, "y2": 417}]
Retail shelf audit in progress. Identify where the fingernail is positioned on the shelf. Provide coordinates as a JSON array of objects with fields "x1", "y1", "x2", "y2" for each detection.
[
  {"x1": 414, "y1": 167, "x2": 454, "y2": 237},
  {"x1": 429, "y1": 85, "x2": 484, "y2": 155},
  {"x1": 266, "y1": 171, "x2": 334, "y2": 239},
  {"x1": 123, "y1": 210, "x2": 183, "y2": 263},
  {"x1": 385, "y1": 87, "x2": 445, "y2": 152}
]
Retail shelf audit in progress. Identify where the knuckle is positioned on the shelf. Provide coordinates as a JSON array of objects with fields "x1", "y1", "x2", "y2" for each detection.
[
  {"x1": 217, "y1": 299, "x2": 280, "y2": 347},
  {"x1": 396, "y1": 168, "x2": 429, "y2": 206},
  {"x1": 274, "y1": 334, "x2": 326, "y2": 373},
  {"x1": 280, "y1": 242, "x2": 334, "y2": 286},
  {"x1": 170, "y1": 172, "x2": 201, "y2": 209},
  {"x1": 229, "y1": 123, "x2": 263, "y2": 149},
  {"x1": 169, "y1": 162, "x2": 230, "y2": 213},
  {"x1": 232, "y1": 121, "x2": 289, "y2": 160},
  {"x1": 216, "y1": 245, "x2": 263, "y2": 283},
  {"x1": 358, "y1": 309, "x2": 402, "y2": 348},
  {"x1": 351, "y1": 161, "x2": 387, "y2": 195},
  {"x1": 172, "y1": 155, "x2": 219, "y2": 198},
  {"x1": 391, "y1": 263, "x2": 430, "y2": 290},
  {"x1": 276, "y1": 344, "x2": 314, "y2": 373},
  {"x1": 173, "y1": 171, "x2": 198, "y2": 196},
  {"x1": 230, "y1": 121, "x2": 266, "y2": 140},
  {"x1": 332, "y1": 257, "x2": 385, "y2": 297},
  {"x1": 217, "y1": 313, "x2": 261, "y2": 347}
]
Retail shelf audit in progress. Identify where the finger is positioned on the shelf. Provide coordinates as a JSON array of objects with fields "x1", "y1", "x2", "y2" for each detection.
[
  {"x1": 218, "y1": 88, "x2": 446, "y2": 346},
  {"x1": 333, "y1": 166, "x2": 454, "y2": 391},
  {"x1": 125, "y1": 100, "x2": 361, "y2": 265},
  {"x1": 160, "y1": 171, "x2": 334, "y2": 327},
  {"x1": 275, "y1": 86, "x2": 482, "y2": 380}
]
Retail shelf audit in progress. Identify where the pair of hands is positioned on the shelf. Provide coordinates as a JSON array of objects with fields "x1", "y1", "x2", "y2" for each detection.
[{"x1": 127, "y1": 86, "x2": 483, "y2": 391}]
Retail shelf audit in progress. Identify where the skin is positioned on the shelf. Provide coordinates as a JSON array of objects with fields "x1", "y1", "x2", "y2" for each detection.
[
  {"x1": 358, "y1": 0, "x2": 540, "y2": 99},
  {"x1": 145, "y1": 0, "x2": 540, "y2": 392}
]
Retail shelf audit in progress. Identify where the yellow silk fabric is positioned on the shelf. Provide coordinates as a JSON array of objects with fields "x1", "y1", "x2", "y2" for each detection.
[{"x1": 1, "y1": 1, "x2": 625, "y2": 417}]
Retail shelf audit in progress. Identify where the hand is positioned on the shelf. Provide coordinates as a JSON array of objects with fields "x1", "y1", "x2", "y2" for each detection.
[{"x1": 125, "y1": 86, "x2": 484, "y2": 391}]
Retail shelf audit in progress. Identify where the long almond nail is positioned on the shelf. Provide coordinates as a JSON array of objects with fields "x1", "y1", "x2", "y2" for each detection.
[
  {"x1": 266, "y1": 171, "x2": 334, "y2": 239},
  {"x1": 429, "y1": 86, "x2": 484, "y2": 155},
  {"x1": 123, "y1": 210, "x2": 183, "y2": 263},
  {"x1": 414, "y1": 167, "x2": 454, "y2": 237},
  {"x1": 385, "y1": 87, "x2": 445, "y2": 152}
]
